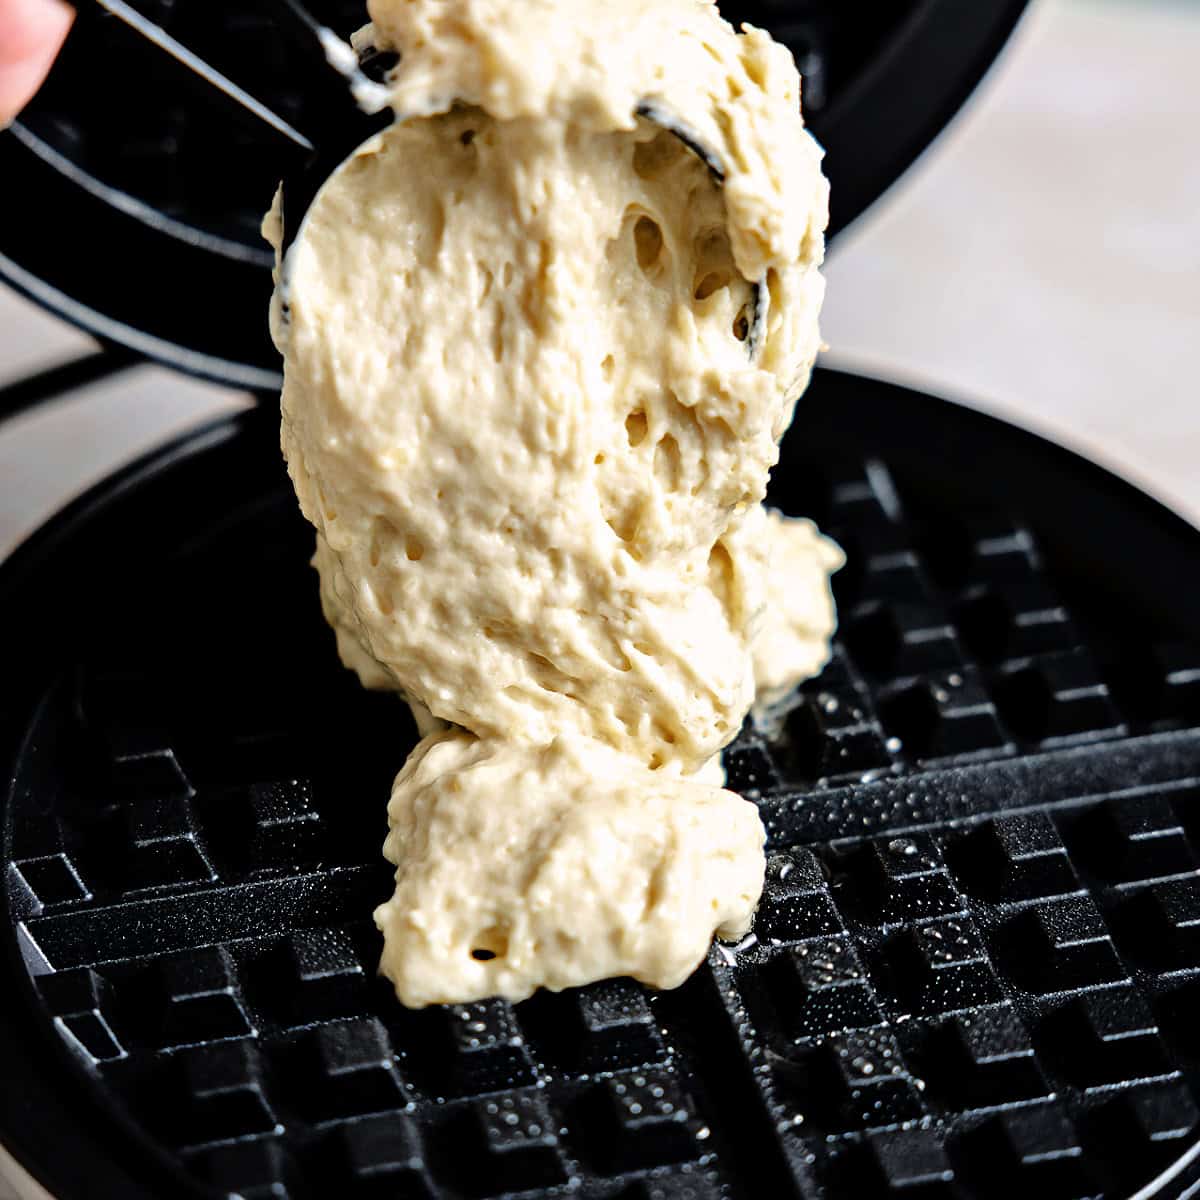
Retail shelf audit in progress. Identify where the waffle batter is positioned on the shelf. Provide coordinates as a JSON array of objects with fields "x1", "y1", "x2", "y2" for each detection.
[{"x1": 267, "y1": 0, "x2": 840, "y2": 1006}]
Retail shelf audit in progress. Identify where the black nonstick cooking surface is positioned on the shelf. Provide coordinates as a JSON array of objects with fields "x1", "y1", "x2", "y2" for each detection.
[{"x1": 2, "y1": 367, "x2": 1199, "y2": 1199}]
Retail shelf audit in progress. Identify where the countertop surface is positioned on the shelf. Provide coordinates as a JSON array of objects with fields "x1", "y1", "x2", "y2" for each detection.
[{"x1": 0, "y1": 0, "x2": 1197, "y2": 1195}]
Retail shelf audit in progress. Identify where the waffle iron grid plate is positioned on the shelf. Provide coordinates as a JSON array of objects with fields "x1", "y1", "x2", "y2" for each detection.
[{"x1": 3, "y1": 369, "x2": 1200, "y2": 1200}]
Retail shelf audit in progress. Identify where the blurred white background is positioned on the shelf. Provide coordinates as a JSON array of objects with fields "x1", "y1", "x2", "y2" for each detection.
[
  {"x1": 821, "y1": 0, "x2": 1200, "y2": 524},
  {"x1": 0, "y1": 0, "x2": 1198, "y2": 546},
  {"x1": 0, "y1": 0, "x2": 1198, "y2": 1195}
]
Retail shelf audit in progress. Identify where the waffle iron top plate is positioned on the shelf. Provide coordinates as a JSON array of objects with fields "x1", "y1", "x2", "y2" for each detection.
[{"x1": 0, "y1": 0, "x2": 1029, "y2": 388}]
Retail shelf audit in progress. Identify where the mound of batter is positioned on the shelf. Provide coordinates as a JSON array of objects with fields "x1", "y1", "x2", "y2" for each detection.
[{"x1": 268, "y1": 0, "x2": 840, "y2": 1006}]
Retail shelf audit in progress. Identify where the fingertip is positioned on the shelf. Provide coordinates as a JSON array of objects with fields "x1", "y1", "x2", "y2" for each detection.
[{"x1": 0, "y1": 0, "x2": 75, "y2": 127}]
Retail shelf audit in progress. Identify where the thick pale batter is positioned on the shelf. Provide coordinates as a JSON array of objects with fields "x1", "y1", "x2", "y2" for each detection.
[
  {"x1": 268, "y1": 0, "x2": 841, "y2": 1006},
  {"x1": 376, "y1": 731, "x2": 764, "y2": 1007}
]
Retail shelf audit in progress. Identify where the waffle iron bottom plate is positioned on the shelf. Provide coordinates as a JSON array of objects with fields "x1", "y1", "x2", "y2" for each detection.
[{"x1": 3, "y1": 368, "x2": 1200, "y2": 1200}]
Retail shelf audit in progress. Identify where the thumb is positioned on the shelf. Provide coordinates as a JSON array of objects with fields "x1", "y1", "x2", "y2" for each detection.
[{"x1": 0, "y1": 0, "x2": 74, "y2": 128}]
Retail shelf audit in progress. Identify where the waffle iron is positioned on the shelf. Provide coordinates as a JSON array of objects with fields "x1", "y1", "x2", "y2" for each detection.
[{"x1": 7, "y1": 3, "x2": 1200, "y2": 1198}]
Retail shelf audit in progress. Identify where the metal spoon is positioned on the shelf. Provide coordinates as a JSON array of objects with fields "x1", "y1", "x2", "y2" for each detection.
[{"x1": 78, "y1": 0, "x2": 766, "y2": 357}]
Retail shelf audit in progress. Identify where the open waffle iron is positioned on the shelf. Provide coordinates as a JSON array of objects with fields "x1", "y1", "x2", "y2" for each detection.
[{"x1": 6, "y1": 3, "x2": 1200, "y2": 1198}]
